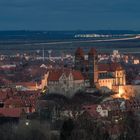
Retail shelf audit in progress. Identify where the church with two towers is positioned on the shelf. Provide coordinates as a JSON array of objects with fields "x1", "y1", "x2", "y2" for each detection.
[{"x1": 75, "y1": 48, "x2": 126, "y2": 90}]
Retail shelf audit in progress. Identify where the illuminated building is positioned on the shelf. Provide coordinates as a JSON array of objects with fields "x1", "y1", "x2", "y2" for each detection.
[{"x1": 75, "y1": 48, "x2": 126, "y2": 91}]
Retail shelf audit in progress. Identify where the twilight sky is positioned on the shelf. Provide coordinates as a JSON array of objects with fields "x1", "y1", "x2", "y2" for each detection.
[{"x1": 0, "y1": 0, "x2": 140, "y2": 30}]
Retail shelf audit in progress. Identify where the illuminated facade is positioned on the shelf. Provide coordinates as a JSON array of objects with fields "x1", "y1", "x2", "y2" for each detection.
[{"x1": 75, "y1": 48, "x2": 126, "y2": 90}]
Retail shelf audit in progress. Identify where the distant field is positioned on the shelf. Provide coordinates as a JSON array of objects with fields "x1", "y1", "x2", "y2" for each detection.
[
  {"x1": 0, "y1": 39, "x2": 140, "y2": 55},
  {"x1": 0, "y1": 30, "x2": 140, "y2": 55}
]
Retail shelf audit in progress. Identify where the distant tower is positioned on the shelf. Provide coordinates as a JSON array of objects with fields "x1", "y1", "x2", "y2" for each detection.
[
  {"x1": 42, "y1": 48, "x2": 45, "y2": 61},
  {"x1": 88, "y1": 48, "x2": 98, "y2": 86},
  {"x1": 48, "y1": 50, "x2": 52, "y2": 59},
  {"x1": 75, "y1": 48, "x2": 85, "y2": 72}
]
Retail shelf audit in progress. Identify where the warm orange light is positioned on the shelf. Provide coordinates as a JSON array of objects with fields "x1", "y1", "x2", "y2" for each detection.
[
  {"x1": 118, "y1": 88, "x2": 124, "y2": 98},
  {"x1": 112, "y1": 87, "x2": 130, "y2": 100}
]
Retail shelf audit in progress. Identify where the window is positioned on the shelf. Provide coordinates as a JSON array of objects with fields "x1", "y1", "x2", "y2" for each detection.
[{"x1": 64, "y1": 80, "x2": 66, "y2": 84}]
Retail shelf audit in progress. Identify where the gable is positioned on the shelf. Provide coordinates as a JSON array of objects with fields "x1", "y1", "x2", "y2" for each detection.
[
  {"x1": 69, "y1": 72, "x2": 74, "y2": 81},
  {"x1": 59, "y1": 73, "x2": 67, "y2": 81}
]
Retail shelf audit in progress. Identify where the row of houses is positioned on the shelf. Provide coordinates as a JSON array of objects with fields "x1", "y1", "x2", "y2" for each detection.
[{"x1": 0, "y1": 88, "x2": 40, "y2": 121}]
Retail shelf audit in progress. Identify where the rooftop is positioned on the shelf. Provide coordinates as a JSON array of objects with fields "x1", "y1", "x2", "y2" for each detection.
[{"x1": 48, "y1": 68, "x2": 84, "y2": 81}]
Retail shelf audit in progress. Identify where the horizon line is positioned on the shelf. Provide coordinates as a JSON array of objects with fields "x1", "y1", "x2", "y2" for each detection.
[{"x1": 0, "y1": 29, "x2": 140, "y2": 32}]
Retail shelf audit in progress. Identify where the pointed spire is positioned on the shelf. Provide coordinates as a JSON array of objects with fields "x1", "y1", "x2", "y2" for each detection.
[
  {"x1": 75, "y1": 47, "x2": 84, "y2": 57},
  {"x1": 88, "y1": 48, "x2": 97, "y2": 56},
  {"x1": 42, "y1": 48, "x2": 45, "y2": 61}
]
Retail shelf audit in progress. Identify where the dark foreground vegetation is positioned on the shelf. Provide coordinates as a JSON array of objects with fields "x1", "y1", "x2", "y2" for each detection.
[
  {"x1": 0, "y1": 111, "x2": 140, "y2": 140},
  {"x1": 0, "y1": 93, "x2": 140, "y2": 140}
]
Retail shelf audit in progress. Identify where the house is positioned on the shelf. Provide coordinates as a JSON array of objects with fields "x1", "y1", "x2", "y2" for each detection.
[
  {"x1": 15, "y1": 82, "x2": 41, "y2": 91},
  {"x1": 0, "y1": 108, "x2": 22, "y2": 118},
  {"x1": 4, "y1": 97, "x2": 36, "y2": 113},
  {"x1": 47, "y1": 68, "x2": 85, "y2": 97},
  {"x1": 132, "y1": 76, "x2": 140, "y2": 85},
  {"x1": 98, "y1": 63, "x2": 126, "y2": 90}
]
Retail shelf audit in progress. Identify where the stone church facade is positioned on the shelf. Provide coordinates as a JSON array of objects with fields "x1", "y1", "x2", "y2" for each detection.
[
  {"x1": 46, "y1": 69, "x2": 85, "y2": 97},
  {"x1": 75, "y1": 48, "x2": 126, "y2": 91}
]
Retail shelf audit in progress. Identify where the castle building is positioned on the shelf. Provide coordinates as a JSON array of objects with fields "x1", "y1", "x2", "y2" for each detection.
[{"x1": 75, "y1": 48, "x2": 126, "y2": 90}]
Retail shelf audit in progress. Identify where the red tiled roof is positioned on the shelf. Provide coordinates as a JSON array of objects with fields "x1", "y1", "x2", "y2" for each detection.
[
  {"x1": 5, "y1": 98, "x2": 25, "y2": 107},
  {"x1": 98, "y1": 63, "x2": 123, "y2": 72},
  {"x1": 48, "y1": 68, "x2": 84, "y2": 81},
  {"x1": 98, "y1": 63, "x2": 110, "y2": 71},
  {"x1": 16, "y1": 82, "x2": 36, "y2": 87},
  {"x1": 0, "y1": 108, "x2": 22, "y2": 118},
  {"x1": 48, "y1": 69, "x2": 63, "y2": 81},
  {"x1": 0, "y1": 88, "x2": 15, "y2": 101},
  {"x1": 17, "y1": 90, "x2": 40, "y2": 96},
  {"x1": 4, "y1": 97, "x2": 37, "y2": 109},
  {"x1": 72, "y1": 70, "x2": 84, "y2": 80},
  {"x1": 0, "y1": 92, "x2": 7, "y2": 101}
]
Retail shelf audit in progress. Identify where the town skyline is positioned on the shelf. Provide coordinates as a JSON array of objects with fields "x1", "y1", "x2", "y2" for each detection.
[{"x1": 0, "y1": 1, "x2": 140, "y2": 139}]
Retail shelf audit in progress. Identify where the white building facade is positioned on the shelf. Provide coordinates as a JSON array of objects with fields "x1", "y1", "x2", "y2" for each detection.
[{"x1": 47, "y1": 69, "x2": 85, "y2": 97}]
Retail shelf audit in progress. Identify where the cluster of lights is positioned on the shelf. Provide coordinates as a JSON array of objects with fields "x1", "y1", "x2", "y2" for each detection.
[{"x1": 113, "y1": 87, "x2": 130, "y2": 100}]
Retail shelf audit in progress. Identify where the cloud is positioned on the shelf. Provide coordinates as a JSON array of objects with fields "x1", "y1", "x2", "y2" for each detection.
[
  {"x1": 0, "y1": 0, "x2": 140, "y2": 30},
  {"x1": 0, "y1": 0, "x2": 140, "y2": 13}
]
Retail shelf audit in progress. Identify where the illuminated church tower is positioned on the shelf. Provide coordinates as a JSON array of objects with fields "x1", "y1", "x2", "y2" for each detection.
[
  {"x1": 115, "y1": 65, "x2": 126, "y2": 86},
  {"x1": 88, "y1": 48, "x2": 98, "y2": 86}
]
